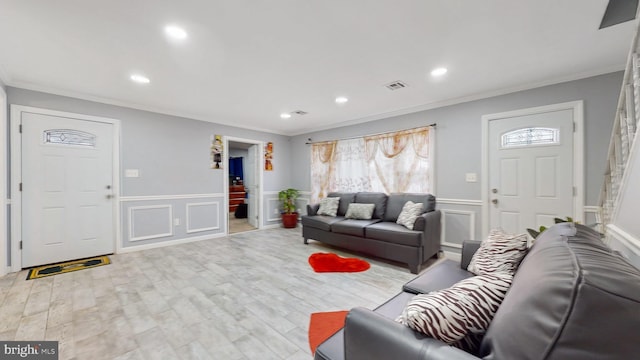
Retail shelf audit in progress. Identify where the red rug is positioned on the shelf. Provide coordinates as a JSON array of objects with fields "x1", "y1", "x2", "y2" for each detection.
[
  {"x1": 308, "y1": 310, "x2": 349, "y2": 355},
  {"x1": 308, "y1": 252, "x2": 370, "y2": 273}
]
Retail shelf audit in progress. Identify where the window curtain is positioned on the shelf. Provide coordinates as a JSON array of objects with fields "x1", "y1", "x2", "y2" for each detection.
[
  {"x1": 310, "y1": 126, "x2": 433, "y2": 202},
  {"x1": 229, "y1": 157, "x2": 244, "y2": 180},
  {"x1": 310, "y1": 141, "x2": 336, "y2": 202},
  {"x1": 365, "y1": 127, "x2": 432, "y2": 193}
]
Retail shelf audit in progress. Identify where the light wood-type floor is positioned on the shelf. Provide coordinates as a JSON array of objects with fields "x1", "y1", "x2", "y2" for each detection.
[
  {"x1": 228, "y1": 214, "x2": 257, "y2": 234},
  {"x1": 0, "y1": 227, "x2": 425, "y2": 359}
]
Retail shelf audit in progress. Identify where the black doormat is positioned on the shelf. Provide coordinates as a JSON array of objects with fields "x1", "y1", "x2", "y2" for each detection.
[{"x1": 26, "y1": 255, "x2": 111, "y2": 280}]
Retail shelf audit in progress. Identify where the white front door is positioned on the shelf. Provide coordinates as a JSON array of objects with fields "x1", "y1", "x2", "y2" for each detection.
[
  {"x1": 246, "y1": 144, "x2": 259, "y2": 228},
  {"x1": 22, "y1": 112, "x2": 115, "y2": 267},
  {"x1": 488, "y1": 109, "x2": 574, "y2": 235}
]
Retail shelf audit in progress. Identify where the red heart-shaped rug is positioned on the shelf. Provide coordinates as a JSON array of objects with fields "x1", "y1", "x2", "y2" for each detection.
[{"x1": 308, "y1": 253, "x2": 370, "y2": 273}]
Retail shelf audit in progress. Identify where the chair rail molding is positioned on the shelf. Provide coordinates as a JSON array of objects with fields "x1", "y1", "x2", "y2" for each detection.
[
  {"x1": 120, "y1": 193, "x2": 224, "y2": 201},
  {"x1": 437, "y1": 198, "x2": 483, "y2": 206}
]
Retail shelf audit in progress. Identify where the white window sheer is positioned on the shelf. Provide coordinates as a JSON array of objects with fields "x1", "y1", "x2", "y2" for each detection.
[{"x1": 311, "y1": 127, "x2": 433, "y2": 202}]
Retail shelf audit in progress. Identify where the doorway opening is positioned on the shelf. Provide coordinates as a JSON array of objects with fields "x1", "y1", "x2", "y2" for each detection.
[{"x1": 225, "y1": 137, "x2": 263, "y2": 234}]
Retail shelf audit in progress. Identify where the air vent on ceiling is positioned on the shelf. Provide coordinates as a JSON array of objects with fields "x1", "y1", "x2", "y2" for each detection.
[
  {"x1": 291, "y1": 110, "x2": 308, "y2": 115},
  {"x1": 600, "y1": 0, "x2": 638, "y2": 29},
  {"x1": 385, "y1": 81, "x2": 408, "y2": 90}
]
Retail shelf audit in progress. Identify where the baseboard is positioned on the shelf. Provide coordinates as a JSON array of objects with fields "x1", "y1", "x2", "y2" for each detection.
[
  {"x1": 117, "y1": 233, "x2": 226, "y2": 254},
  {"x1": 443, "y1": 250, "x2": 462, "y2": 262},
  {"x1": 261, "y1": 224, "x2": 283, "y2": 230}
]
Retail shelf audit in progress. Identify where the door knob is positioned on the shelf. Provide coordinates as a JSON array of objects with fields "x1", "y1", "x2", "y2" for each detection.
[
  {"x1": 491, "y1": 199, "x2": 498, "y2": 204},
  {"x1": 106, "y1": 194, "x2": 113, "y2": 199},
  {"x1": 492, "y1": 188, "x2": 498, "y2": 194}
]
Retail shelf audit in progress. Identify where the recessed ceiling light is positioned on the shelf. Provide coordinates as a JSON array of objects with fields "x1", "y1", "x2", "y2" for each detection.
[
  {"x1": 130, "y1": 74, "x2": 150, "y2": 84},
  {"x1": 164, "y1": 25, "x2": 188, "y2": 40},
  {"x1": 280, "y1": 113, "x2": 292, "y2": 119},
  {"x1": 430, "y1": 67, "x2": 448, "y2": 77},
  {"x1": 335, "y1": 96, "x2": 349, "y2": 104}
]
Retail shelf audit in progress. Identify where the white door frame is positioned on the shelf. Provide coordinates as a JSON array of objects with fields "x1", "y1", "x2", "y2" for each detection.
[
  {"x1": 223, "y1": 136, "x2": 264, "y2": 233},
  {"x1": 481, "y1": 100, "x2": 584, "y2": 237},
  {"x1": 0, "y1": 86, "x2": 6, "y2": 277},
  {"x1": 10, "y1": 105, "x2": 121, "y2": 272}
]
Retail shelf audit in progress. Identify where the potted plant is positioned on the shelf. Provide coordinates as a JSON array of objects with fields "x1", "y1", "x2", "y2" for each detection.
[
  {"x1": 278, "y1": 188, "x2": 300, "y2": 228},
  {"x1": 526, "y1": 216, "x2": 574, "y2": 240}
]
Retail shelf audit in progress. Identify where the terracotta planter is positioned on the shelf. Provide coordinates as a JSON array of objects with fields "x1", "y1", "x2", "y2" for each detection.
[{"x1": 281, "y1": 212, "x2": 299, "y2": 228}]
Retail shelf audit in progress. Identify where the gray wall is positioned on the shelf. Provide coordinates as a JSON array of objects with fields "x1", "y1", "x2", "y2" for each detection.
[
  {"x1": 7, "y1": 87, "x2": 292, "y2": 252},
  {"x1": 1, "y1": 81, "x2": 7, "y2": 270},
  {"x1": 2, "y1": 71, "x2": 626, "y2": 259},
  {"x1": 290, "y1": 72, "x2": 623, "y2": 250}
]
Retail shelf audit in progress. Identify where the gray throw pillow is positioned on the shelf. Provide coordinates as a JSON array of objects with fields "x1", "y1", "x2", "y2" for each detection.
[
  {"x1": 396, "y1": 272, "x2": 513, "y2": 352},
  {"x1": 317, "y1": 197, "x2": 340, "y2": 217},
  {"x1": 467, "y1": 228, "x2": 528, "y2": 276},
  {"x1": 396, "y1": 201, "x2": 424, "y2": 230},
  {"x1": 345, "y1": 203, "x2": 375, "y2": 220}
]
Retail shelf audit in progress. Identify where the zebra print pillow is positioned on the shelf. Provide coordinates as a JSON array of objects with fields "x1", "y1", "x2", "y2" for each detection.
[
  {"x1": 396, "y1": 273, "x2": 513, "y2": 352},
  {"x1": 467, "y1": 228, "x2": 528, "y2": 276}
]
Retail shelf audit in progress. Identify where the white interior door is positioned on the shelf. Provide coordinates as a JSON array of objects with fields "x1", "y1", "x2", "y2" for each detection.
[
  {"x1": 22, "y1": 112, "x2": 115, "y2": 267},
  {"x1": 245, "y1": 144, "x2": 259, "y2": 228},
  {"x1": 488, "y1": 109, "x2": 574, "y2": 235}
]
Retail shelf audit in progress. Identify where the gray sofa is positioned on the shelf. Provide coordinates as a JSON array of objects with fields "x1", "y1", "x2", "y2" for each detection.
[
  {"x1": 315, "y1": 223, "x2": 640, "y2": 360},
  {"x1": 301, "y1": 192, "x2": 441, "y2": 274}
]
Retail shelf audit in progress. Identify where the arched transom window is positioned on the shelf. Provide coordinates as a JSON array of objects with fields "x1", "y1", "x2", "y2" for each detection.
[
  {"x1": 501, "y1": 127, "x2": 559, "y2": 148},
  {"x1": 43, "y1": 129, "x2": 96, "y2": 147}
]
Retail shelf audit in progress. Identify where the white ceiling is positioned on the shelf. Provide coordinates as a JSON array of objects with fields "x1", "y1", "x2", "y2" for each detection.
[{"x1": 0, "y1": 1, "x2": 635, "y2": 136}]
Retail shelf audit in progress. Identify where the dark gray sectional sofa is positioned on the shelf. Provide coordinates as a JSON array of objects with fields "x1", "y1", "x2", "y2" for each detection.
[
  {"x1": 314, "y1": 223, "x2": 640, "y2": 360},
  {"x1": 301, "y1": 192, "x2": 441, "y2": 274}
]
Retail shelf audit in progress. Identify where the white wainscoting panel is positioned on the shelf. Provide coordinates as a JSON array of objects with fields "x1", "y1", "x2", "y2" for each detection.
[
  {"x1": 186, "y1": 201, "x2": 221, "y2": 234},
  {"x1": 129, "y1": 205, "x2": 173, "y2": 242},
  {"x1": 441, "y1": 209, "x2": 476, "y2": 249},
  {"x1": 296, "y1": 197, "x2": 310, "y2": 216},
  {"x1": 266, "y1": 197, "x2": 280, "y2": 222}
]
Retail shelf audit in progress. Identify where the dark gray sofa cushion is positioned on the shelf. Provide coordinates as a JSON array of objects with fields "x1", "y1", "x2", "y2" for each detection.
[
  {"x1": 354, "y1": 192, "x2": 388, "y2": 219},
  {"x1": 365, "y1": 222, "x2": 422, "y2": 247},
  {"x1": 480, "y1": 223, "x2": 640, "y2": 360},
  {"x1": 301, "y1": 215, "x2": 346, "y2": 232},
  {"x1": 315, "y1": 292, "x2": 415, "y2": 360},
  {"x1": 332, "y1": 219, "x2": 382, "y2": 237},
  {"x1": 327, "y1": 192, "x2": 356, "y2": 216},
  {"x1": 384, "y1": 193, "x2": 436, "y2": 222},
  {"x1": 403, "y1": 259, "x2": 474, "y2": 294}
]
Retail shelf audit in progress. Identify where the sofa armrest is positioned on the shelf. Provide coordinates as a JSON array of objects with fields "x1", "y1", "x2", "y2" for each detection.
[
  {"x1": 460, "y1": 240, "x2": 481, "y2": 270},
  {"x1": 344, "y1": 307, "x2": 481, "y2": 360},
  {"x1": 414, "y1": 210, "x2": 442, "y2": 260},
  {"x1": 307, "y1": 204, "x2": 320, "y2": 216},
  {"x1": 414, "y1": 210, "x2": 441, "y2": 234}
]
